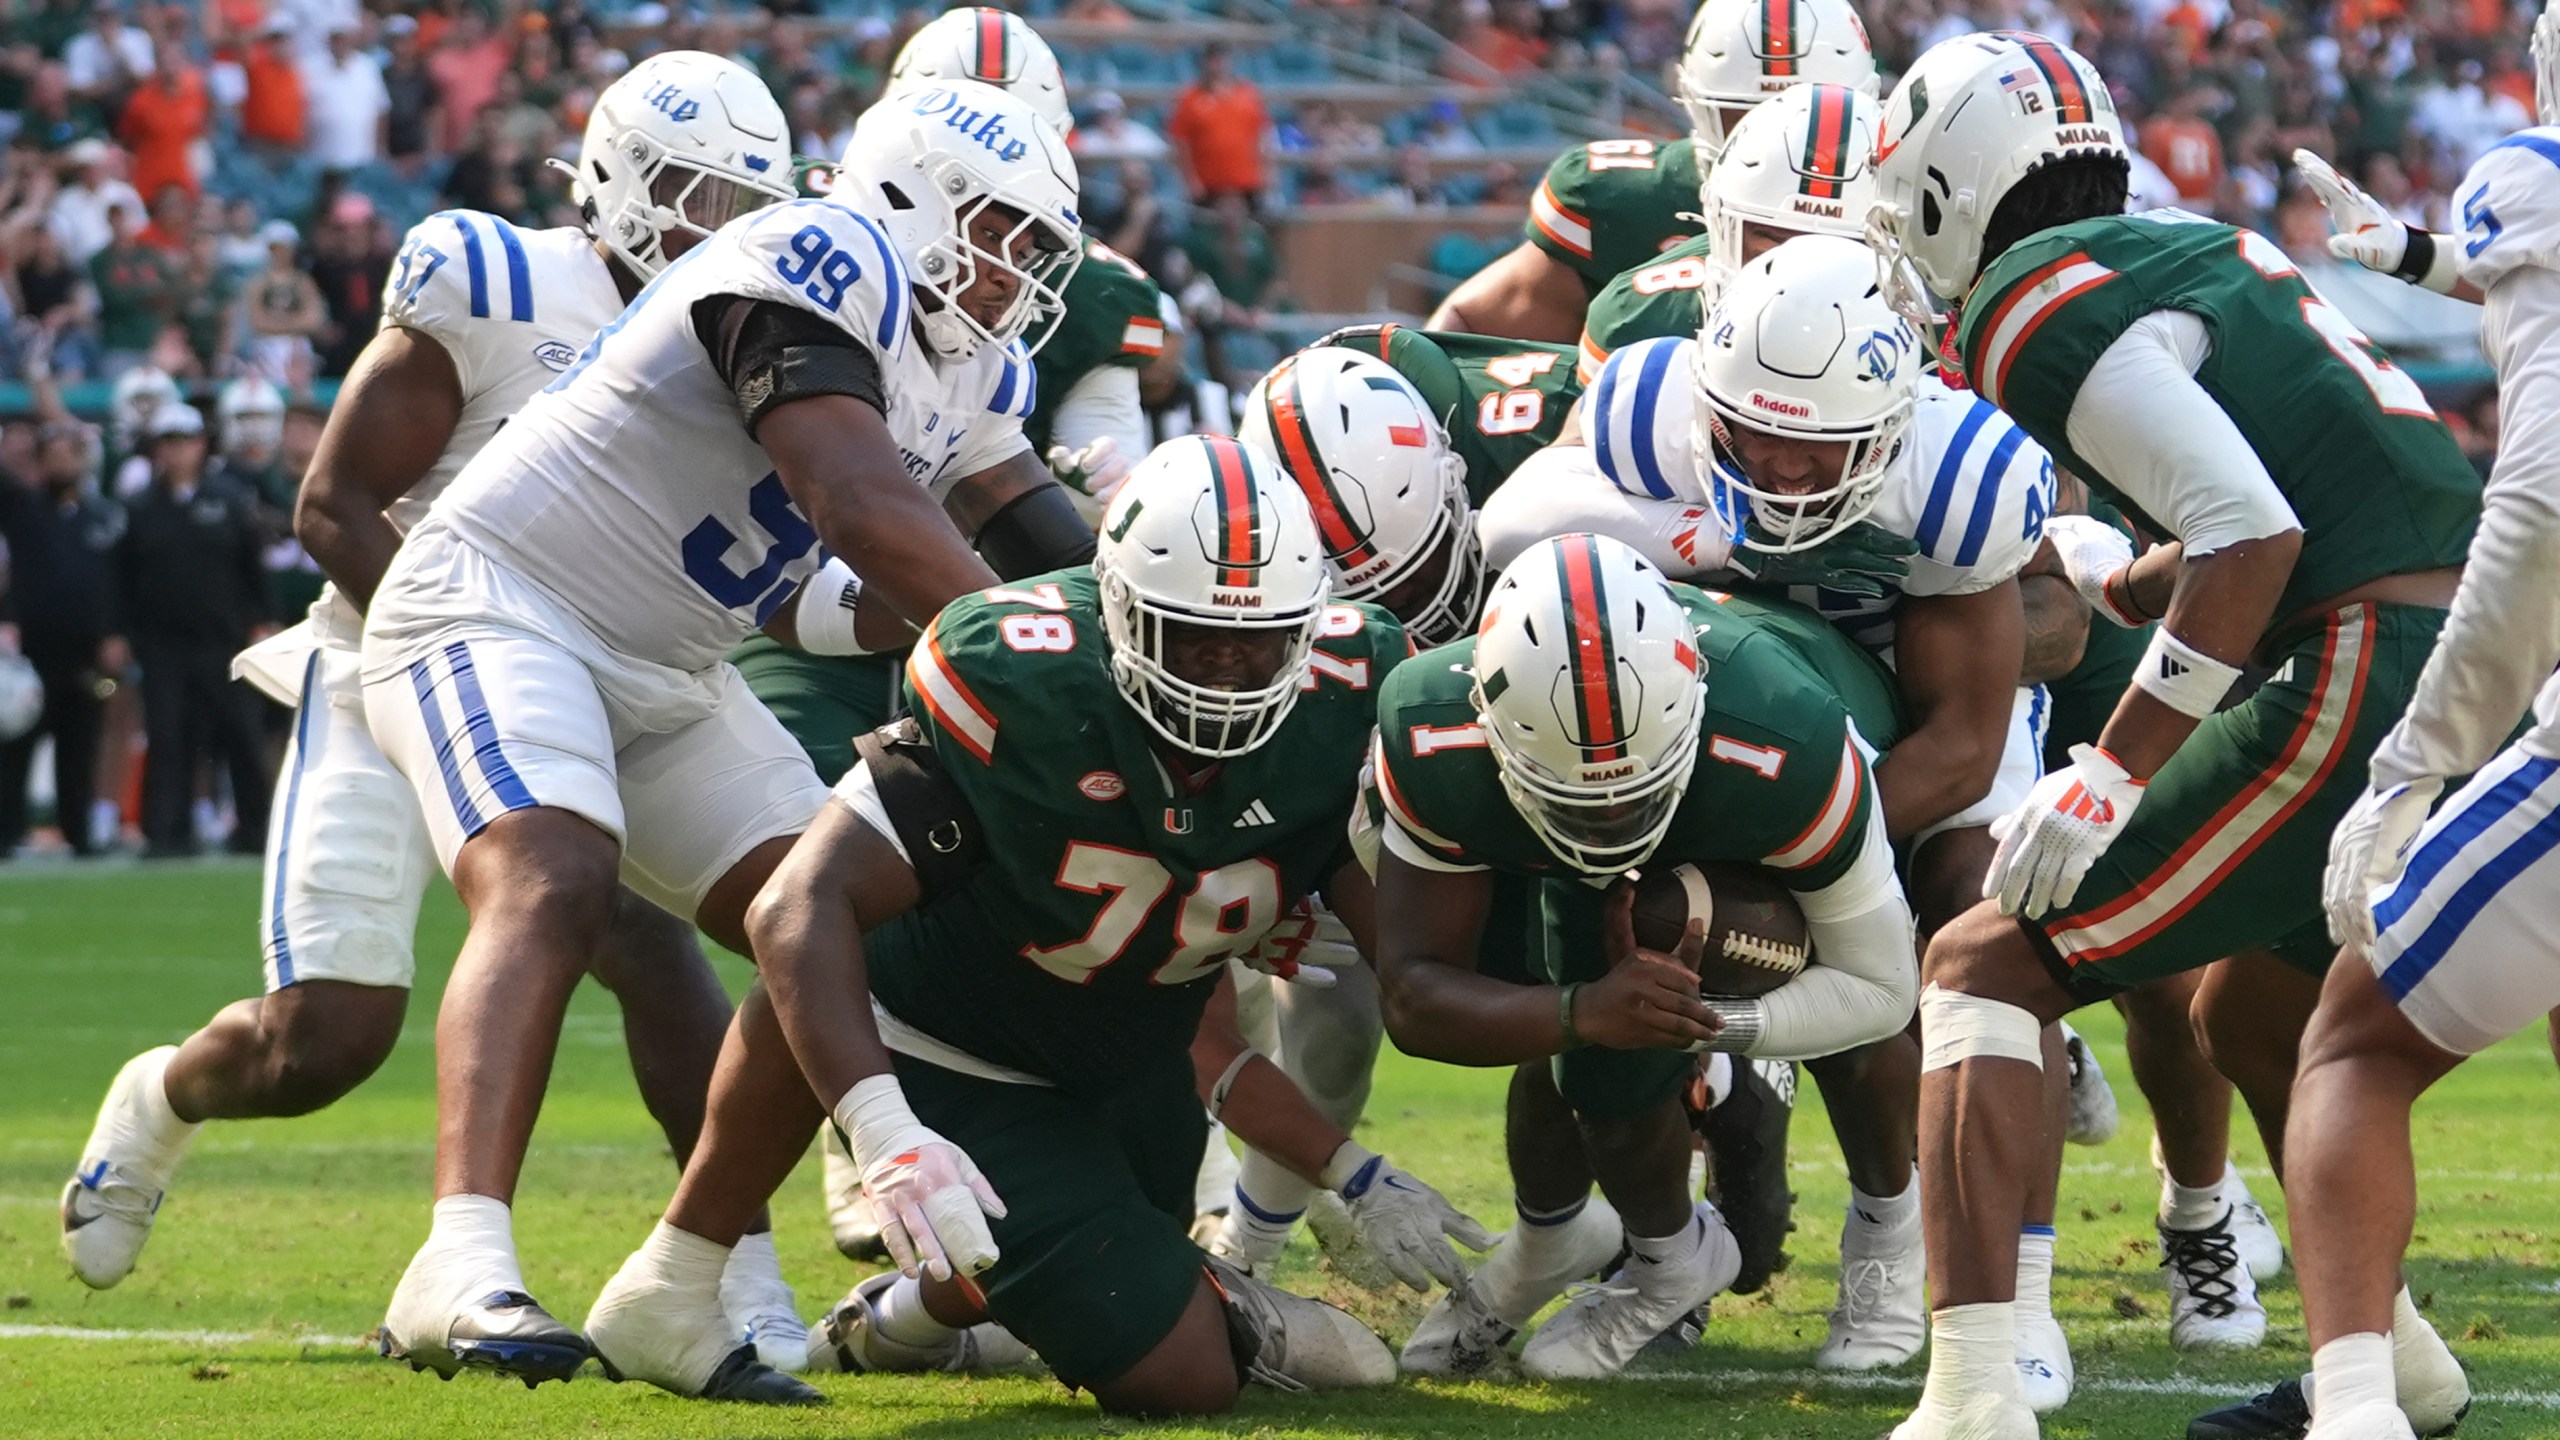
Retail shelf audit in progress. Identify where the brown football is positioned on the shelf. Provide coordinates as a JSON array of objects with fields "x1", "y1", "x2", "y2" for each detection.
[{"x1": 1628, "y1": 860, "x2": 1812, "y2": 998}]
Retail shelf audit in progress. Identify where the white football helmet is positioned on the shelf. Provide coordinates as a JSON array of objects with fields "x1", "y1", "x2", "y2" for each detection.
[
  {"x1": 215, "y1": 375, "x2": 286, "y2": 460},
  {"x1": 1700, "y1": 82, "x2": 1882, "y2": 296},
  {"x1": 1237, "y1": 347, "x2": 1482, "y2": 648},
  {"x1": 1695, "y1": 234, "x2": 1920, "y2": 552},
  {"x1": 1096, "y1": 436, "x2": 1331, "y2": 758},
  {"x1": 891, "y1": 8, "x2": 1074, "y2": 138},
  {"x1": 2537, "y1": 0, "x2": 2560, "y2": 125},
  {"x1": 1675, "y1": 0, "x2": 1878, "y2": 161},
  {"x1": 1473, "y1": 534, "x2": 1703, "y2": 874},
  {"x1": 843, "y1": 80, "x2": 1083, "y2": 361},
  {"x1": 1867, "y1": 31, "x2": 2125, "y2": 318},
  {"x1": 0, "y1": 654, "x2": 41, "y2": 744},
  {"x1": 573, "y1": 49, "x2": 795, "y2": 279},
  {"x1": 108, "y1": 366, "x2": 180, "y2": 456}
]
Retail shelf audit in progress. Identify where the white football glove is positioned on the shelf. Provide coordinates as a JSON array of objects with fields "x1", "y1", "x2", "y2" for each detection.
[
  {"x1": 2040, "y1": 514, "x2": 2145, "y2": 626},
  {"x1": 2323, "y1": 776, "x2": 2443, "y2": 949},
  {"x1": 1045, "y1": 435, "x2": 1135, "y2": 506},
  {"x1": 1322, "y1": 1142, "x2": 1494, "y2": 1292},
  {"x1": 1233, "y1": 898, "x2": 1344, "y2": 987},
  {"x1": 2293, "y1": 148, "x2": 2411, "y2": 275},
  {"x1": 1987, "y1": 743, "x2": 2148, "y2": 917},
  {"x1": 836, "y1": 1075, "x2": 1005, "y2": 1282}
]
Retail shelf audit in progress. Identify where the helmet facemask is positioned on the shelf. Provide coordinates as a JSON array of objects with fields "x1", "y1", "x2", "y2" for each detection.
[
  {"x1": 1098, "y1": 564, "x2": 1324, "y2": 759},
  {"x1": 2537, "y1": 0, "x2": 2560, "y2": 126},
  {"x1": 910, "y1": 177, "x2": 1081, "y2": 360},
  {"x1": 592, "y1": 134, "x2": 792, "y2": 277}
]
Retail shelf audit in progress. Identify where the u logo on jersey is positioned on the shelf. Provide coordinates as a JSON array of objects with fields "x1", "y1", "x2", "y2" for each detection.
[{"x1": 643, "y1": 83, "x2": 701, "y2": 124}]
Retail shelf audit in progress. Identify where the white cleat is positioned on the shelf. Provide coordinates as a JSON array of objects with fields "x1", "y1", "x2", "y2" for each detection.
[
  {"x1": 719, "y1": 1239, "x2": 810, "y2": 1375},
  {"x1": 1892, "y1": 1391, "x2": 2042, "y2": 1440},
  {"x1": 383, "y1": 1244, "x2": 593, "y2": 1387},
  {"x1": 586, "y1": 1244, "x2": 818, "y2": 1403},
  {"x1": 1819, "y1": 1214, "x2": 1927, "y2": 1370},
  {"x1": 1206, "y1": 1254, "x2": 1396, "y2": 1390},
  {"x1": 2222, "y1": 1166, "x2": 2286, "y2": 1282},
  {"x1": 818, "y1": 1128, "x2": 888, "y2": 1262},
  {"x1": 2307, "y1": 1401, "x2": 2422, "y2": 1440},
  {"x1": 2060, "y1": 1024, "x2": 2119, "y2": 1147},
  {"x1": 2159, "y1": 1207, "x2": 2267, "y2": 1351},
  {"x1": 1519, "y1": 1205, "x2": 1740, "y2": 1381},
  {"x1": 2012, "y1": 1305, "x2": 2073, "y2": 1414},
  {"x1": 61, "y1": 1046, "x2": 197, "y2": 1290},
  {"x1": 1401, "y1": 1197, "x2": 1624, "y2": 1378},
  {"x1": 804, "y1": 1273, "x2": 1039, "y2": 1376}
]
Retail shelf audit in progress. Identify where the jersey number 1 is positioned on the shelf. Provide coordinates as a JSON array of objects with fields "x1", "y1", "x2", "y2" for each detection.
[
  {"x1": 2236, "y1": 231, "x2": 2436, "y2": 419},
  {"x1": 1023, "y1": 842, "x2": 1282, "y2": 986}
]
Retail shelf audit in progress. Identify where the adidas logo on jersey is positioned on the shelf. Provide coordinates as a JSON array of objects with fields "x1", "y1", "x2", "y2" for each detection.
[{"x1": 1233, "y1": 800, "x2": 1277, "y2": 829}]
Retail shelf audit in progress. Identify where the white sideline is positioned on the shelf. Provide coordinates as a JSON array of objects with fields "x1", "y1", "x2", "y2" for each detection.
[{"x1": 0, "y1": 1324, "x2": 371, "y2": 1346}]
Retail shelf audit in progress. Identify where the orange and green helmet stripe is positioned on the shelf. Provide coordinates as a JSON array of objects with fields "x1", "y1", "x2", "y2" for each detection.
[
  {"x1": 1798, "y1": 82, "x2": 1856, "y2": 198},
  {"x1": 1200, "y1": 435, "x2": 1264, "y2": 588},
  {"x1": 973, "y1": 8, "x2": 1013, "y2": 81},
  {"x1": 1762, "y1": 0, "x2": 1802, "y2": 75},
  {"x1": 2017, "y1": 36, "x2": 2092, "y2": 123},
  {"x1": 1264, "y1": 357, "x2": 1379, "y2": 571},
  {"x1": 1554, "y1": 535, "x2": 1626, "y2": 763}
]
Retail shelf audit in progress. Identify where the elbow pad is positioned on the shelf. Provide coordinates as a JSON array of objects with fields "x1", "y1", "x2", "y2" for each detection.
[
  {"x1": 975, "y1": 482, "x2": 1097, "y2": 579},
  {"x1": 692, "y1": 294, "x2": 885, "y2": 436}
]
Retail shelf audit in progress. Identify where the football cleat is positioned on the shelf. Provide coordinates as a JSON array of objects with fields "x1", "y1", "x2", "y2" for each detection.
[
  {"x1": 2014, "y1": 1304, "x2": 2074, "y2": 1414},
  {"x1": 2307, "y1": 1404, "x2": 2422, "y2": 1440},
  {"x1": 2160, "y1": 1208, "x2": 2268, "y2": 1351},
  {"x1": 1519, "y1": 1206, "x2": 1740, "y2": 1381},
  {"x1": 586, "y1": 1243, "x2": 817, "y2": 1403},
  {"x1": 1696, "y1": 1057, "x2": 1797, "y2": 1294},
  {"x1": 1891, "y1": 1390, "x2": 2042, "y2": 1440},
  {"x1": 2061, "y1": 1024, "x2": 2119, "y2": 1147},
  {"x1": 381, "y1": 1288, "x2": 593, "y2": 1387},
  {"x1": 819, "y1": 1128, "x2": 890, "y2": 1262},
  {"x1": 1819, "y1": 1204, "x2": 1926, "y2": 1370},
  {"x1": 2188, "y1": 1377, "x2": 2470, "y2": 1440},
  {"x1": 1205, "y1": 1254, "x2": 1396, "y2": 1390},
  {"x1": 803, "y1": 1273, "x2": 1039, "y2": 1376},
  {"x1": 61, "y1": 1046, "x2": 196, "y2": 1290},
  {"x1": 2223, "y1": 1168, "x2": 2287, "y2": 1282},
  {"x1": 719, "y1": 1242, "x2": 810, "y2": 1374},
  {"x1": 1400, "y1": 1196, "x2": 1624, "y2": 1377}
]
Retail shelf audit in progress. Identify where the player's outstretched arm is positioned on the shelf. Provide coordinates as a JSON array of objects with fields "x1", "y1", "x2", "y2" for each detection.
[
  {"x1": 1875, "y1": 583, "x2": 2024, "y2": 840},
  {"x1": 758, "y1": 393, "x2": 999, "y2": 628},
  {"x1": 296, "y1": 327, "x2": 463, "y2": 610},
  {"x1": 1427, "y1": 242, "x2": 1591, "y2": 343},
  {"x1": 1752, "y1": 810, "x2": 1921, "y2": 1061}
]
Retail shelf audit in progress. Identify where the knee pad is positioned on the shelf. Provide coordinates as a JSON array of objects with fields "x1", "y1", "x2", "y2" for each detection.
[{"x1": 1918, "y1": 984, "x2": 2046, "y2": 1073}]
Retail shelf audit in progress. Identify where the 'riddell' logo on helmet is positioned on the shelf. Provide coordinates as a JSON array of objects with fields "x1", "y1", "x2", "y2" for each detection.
[
  {"x1": 908, "y1": 88, "x2": 1032, "y2": 163},
  {"x1": 1747, "y1": 390, "x2": 1814, "y2": 419}
]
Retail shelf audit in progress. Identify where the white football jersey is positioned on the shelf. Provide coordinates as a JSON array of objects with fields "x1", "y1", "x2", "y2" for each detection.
[
  {"x1": 420, "y1": 195, "x2": 1036, "y2": 676},
  {"x1": 2455, "y1": 127, "x2": 2560, "y2": 294},
  {"x1": 307, "y1": 211, "x2": 623, "y2": 645},
  {"x1": 1586, "y1": 335, "x2": 2054, "y2": 654}
]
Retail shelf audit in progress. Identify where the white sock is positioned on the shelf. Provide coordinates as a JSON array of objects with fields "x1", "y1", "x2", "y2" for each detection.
[
  {"x1": 2159, "y1": 1178, "x2": 2225, "y2": 1231},
  {"x1": 1628, "y1": 1208, "x2": 1706, "y2": 1267},
  {"x1": 1847, "y1": 1172, "x2": 1920, "y2": 1233},
  {"x1": 1699, "y1": 1052, "x2": 1735, "y2": 1109},
  {"x1": 721, "y1": 1230, "x2": 785, "y2": 1297},
  {"x1": 133, "y1": 1047, "x2": 201, "y2": 1158},
  {"x1": 1233, "y1": 1150, "x2": 1315, "y2": 1227},
  {"x1": 1923, "y1": 1302, "x2": 2025, "y2": 1404},
  {"x1": 426, "y1": 1193, "x2": 526, "y2": 1289},
  {"x1": 2014, "y1": 1225, "x2": 2056, "y2": 1321},
  {"x1": 873, "y1": 1274, "x2": 959, "y2": 1348},
  {"x1": 635, "y1": 1220, "x2": 730, "y2": 1295},
  {"x1": 2310, "y1": 1331, "x2": 2395, "y2": 1417},
  {"x1": 2392, "y1": 1284, "x2": 2462, "y2": 1383}
]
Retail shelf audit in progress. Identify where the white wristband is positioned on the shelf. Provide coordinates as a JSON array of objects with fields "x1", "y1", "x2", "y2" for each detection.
[
  {"x1": 792, "y1": 559, "x2": 869, "y2": 656},
  {"x1": 1318, "y1": 1139, "x2": 1381, "y2": 1193},
  {"x1": 2134, "y1": 625, "x2": 2243, "y2": 718},
  {"x1": 832, "y1": 1073, "x2": 917, "y2": 1174}
]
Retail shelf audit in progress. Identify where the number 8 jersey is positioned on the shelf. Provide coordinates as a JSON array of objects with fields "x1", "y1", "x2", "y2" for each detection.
[{"x1": 417, "y1": 196, "x2": 1038, "y2": 677}]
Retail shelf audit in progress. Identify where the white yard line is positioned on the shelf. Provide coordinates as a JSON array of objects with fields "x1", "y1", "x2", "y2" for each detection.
[{"x1": 0, "y1": 1324, "x2": 370, "y2": 1347}]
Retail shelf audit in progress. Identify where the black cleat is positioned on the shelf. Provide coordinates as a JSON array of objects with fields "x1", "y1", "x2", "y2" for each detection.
[
  {"x1": 700, "y1": 1345, "x2": 826, "y2": 1406},
  {"x1": 2188, "y1": 1379, "x2": 2310, "y2": 1439},
  {"x1": 1695, "y1": 1058, "x2": 1797, "y2": 1294},
  {"x1": 381, "y1": 1290, "x2": 592, "y2": 1387}
]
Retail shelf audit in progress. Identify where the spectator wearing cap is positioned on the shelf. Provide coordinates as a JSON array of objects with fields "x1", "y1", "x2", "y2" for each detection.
[
  {"x1": 0, "y1": 420, "x2": 125, "y2": 857},
  {"x1": 63, "y1": 1, "x2": 154, "y2": 114},
  {"x1": 240, "y1": 16, "x2": 309, "y2": 156},
  {"x1": 88, "y1": 201, "x2": 175, "y2": 378},
  {"x1": 299, "y1": 24, "x2": 390, "y2": 172},
  {"x1": 1167, "y1": 43, "x2": 1271, "y2": 204},
  {"x1": 116, "y1": 36, "x2": 207, "y2": 202},
  {"x1": 428, "y1": 7, "x2": 515, "y2": 155},
  {"x1": 1071, "y1": 91, "x2": 1169, "y2": 163},
  {"x1": 381, "y1": 16, "x2": 440, "y2": 173},
  {"x1": 244, "y1": 220, "x2": 325, "y2": 388},
  {"x1": 47, "y1": 139, "x2": 144, "y2": 267},
  {"x1": 111, "y1": 403, "x2": 273, "y2": 858}
]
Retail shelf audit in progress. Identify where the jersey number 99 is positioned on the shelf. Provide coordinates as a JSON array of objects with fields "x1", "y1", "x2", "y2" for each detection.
[{"x1": 775, "y1": 224, "x2": 861, "y2": 311}]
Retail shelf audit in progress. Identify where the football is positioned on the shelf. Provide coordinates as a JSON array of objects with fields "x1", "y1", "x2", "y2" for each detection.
[{"x1": 1628, "y1": 860, "x2": 1812, "y2": 997}]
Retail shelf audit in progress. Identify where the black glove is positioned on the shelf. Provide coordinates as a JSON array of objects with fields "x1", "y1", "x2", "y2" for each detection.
[{"x1": 1724, "y1": 520, "x2": 1918, "y2": 599}]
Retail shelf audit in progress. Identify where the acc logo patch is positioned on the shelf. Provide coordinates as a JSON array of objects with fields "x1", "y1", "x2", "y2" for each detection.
[
  {"x1": 1077, "y1": 770, "x2": 1126, "y2": 802},
  {"x1": 533, "y1": 340, "x2": 579, "y2": 371}
]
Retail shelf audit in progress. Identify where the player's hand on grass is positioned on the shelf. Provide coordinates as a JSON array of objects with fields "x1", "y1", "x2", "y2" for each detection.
[
  {"x1": 1987, "y1": 743, "x2": 2146, "y2": 917},
  {"x1": 2041, "y1": 514, "x2": 2145, "y2": 625},
  {"x1": 1323, "y1": 1143, "x2": 1496, "y2": 1292},
  {"x1": 1726, "y1": 519, "x2": 1917, "y2": 599},
  {"x1": 1571, "y1": 884, "x2": 1721, "y2": 1051},
  {"x1": 2293, "y1": 149, "x2": 2413, "y2": 275},
  {"x1": 837, "y1": 1075, "x2": 1006, "y2": 1282},
  {"x1": 2324, "y1": 776, "x2": 2442, "y2": 948}
]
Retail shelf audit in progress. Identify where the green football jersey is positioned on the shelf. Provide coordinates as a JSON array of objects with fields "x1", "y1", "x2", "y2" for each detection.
[
  {"x1": 1316, "y1": 323, "x2": 1582, "y2": 504},
  {"x1": 1579, "y1": 231, "x2": 1719, "y2": 377},
  {"x1": 1959, "y1": 213, "x2": 2479, "y2": 619},
  {"x1": 1527, "y1": 137, "x2": 1707, "y2": 292},
  {"x1": 864, "y1": 569, "x2": 1407, "y2": 1092},
  {"x1": 1373, "y1": 587, "x2": 1901, "y2": 892},
  {"x1": 1028, "y1": 239, "x2": 1164, "y2": 452}
]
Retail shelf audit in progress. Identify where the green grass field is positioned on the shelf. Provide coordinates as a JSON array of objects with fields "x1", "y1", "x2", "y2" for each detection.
[{"x1": 6, "y1": 861, "x2": 2559, "y2": 1439}]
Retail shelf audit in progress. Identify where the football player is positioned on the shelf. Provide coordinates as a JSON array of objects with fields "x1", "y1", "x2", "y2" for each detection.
[
  {"x1": 1864, "y1": 32, "x2": 2477, "y2": 1438},
  {"x1": 62, "y1": 50, "x2": 810, "y2": 1375},
  {"x1": 350, "y1": 77, "x2": 1086, "y2": 1398},
  {"x1": 1428, "y1": 0, "x2": 1876, "y2": 342},
  {"x1": 2187, "y1": 38, "x2": 2560, "y2": 1440},
  {"x1": 587, "y1": 440, "x2": 1476, "y2": 1413},
  {"x1": 1481, "y1": 234, "x2": 2075, "y2": 1389},
  {"x1": 1370, "y1": 533, "x2": 1921, "y2": 1380}
]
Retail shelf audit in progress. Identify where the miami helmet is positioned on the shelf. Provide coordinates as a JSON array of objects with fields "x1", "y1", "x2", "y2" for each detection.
[
  {"x1": 1675, "y1": 0, "x2": 1878, "y2": 160},
  {"x1": 215, "y1": 375, "x2": 287, "y2": 460},
  {"x1": 890, "y1": 8, "x2": 1074, "y2": 137},
  {"x1": 1698, "y1": 82, "x2": 1883, "y2": 294}
]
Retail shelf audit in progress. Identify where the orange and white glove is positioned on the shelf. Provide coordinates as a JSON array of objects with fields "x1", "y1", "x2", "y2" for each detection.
[{"x1": 1987, "y1": 744, "x2": 2147, "y2": 917}]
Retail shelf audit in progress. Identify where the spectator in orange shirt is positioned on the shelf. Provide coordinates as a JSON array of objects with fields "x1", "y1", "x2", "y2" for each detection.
[
  {"x1": 426, "y1": 7, "x2": 513, "y2": 154},
  {"x1": 240, "y1": 18, "x2": 307, "y2": 154},
  {"x1": 1166, "y1": 43, "x2": 1270, "y2": 204},
  {"x1": 116, "y1": 51, "x2": 206, "y2": 202},
  {"x1": 2141, "y1": 87, "x2": 2226, "y2": 208}
]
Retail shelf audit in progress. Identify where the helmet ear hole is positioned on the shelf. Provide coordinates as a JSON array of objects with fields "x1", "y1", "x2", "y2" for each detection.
[
  {"x1": 1920, "y1": 190, "x2": 1943, "y2": 236},
  {"x1": 879, "y1": 180, "x2": 916, "y2": 210}
]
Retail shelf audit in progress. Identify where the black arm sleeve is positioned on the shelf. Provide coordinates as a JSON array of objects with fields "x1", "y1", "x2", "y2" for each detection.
[
  {"x1": 851, "y1": 716, "x2": 989, "y2": 903},
  {"x1": 974, "y1": 481, "x2": 1098, "y2": 579},
  {"x1": 691, "y1": 294, "x2": 887, "y2": 438}
]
